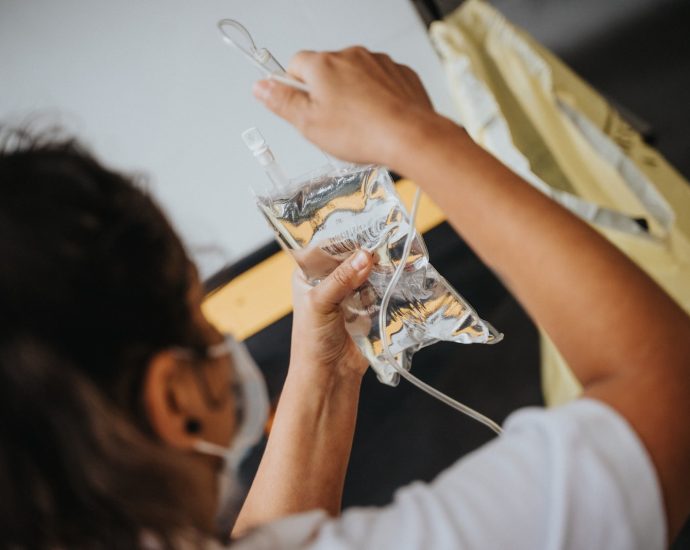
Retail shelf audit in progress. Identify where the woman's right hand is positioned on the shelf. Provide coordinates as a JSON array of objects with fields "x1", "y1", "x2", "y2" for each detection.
[{"x1": 252, "y1": 47, "x2": 437, "y2": 167}]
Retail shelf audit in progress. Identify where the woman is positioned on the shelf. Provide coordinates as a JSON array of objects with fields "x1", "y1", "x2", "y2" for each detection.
[
  {"x1": 1, "y1": 47, "x2": 689, "y2": 549},
  {"x1": 0, "y1": 127, "x2": 374, "y2": 548}
]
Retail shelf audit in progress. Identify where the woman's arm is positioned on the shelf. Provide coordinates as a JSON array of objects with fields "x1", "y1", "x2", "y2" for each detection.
[
  {"x1": 253, "y1": 48, "x2": 690, "y2": 537},
  {"x1": 391, "y1": 116, "x2": 690, "y2": 536},
  {"x1": 232, "y1": 251, "x2": 373, "y2": 537}
]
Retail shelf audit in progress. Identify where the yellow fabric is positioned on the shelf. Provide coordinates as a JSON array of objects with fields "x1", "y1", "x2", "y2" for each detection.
[
  {"x1": 431, "y1": 0, "x2": 690, "y2": 405},
  {"x1": 202, "y1": 179, "x2": 446, "y2": 341}
]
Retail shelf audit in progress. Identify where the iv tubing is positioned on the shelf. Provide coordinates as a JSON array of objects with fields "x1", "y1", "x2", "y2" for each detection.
[{"x1": 377, "y1": 186, "x2": 503, "y2": 436}]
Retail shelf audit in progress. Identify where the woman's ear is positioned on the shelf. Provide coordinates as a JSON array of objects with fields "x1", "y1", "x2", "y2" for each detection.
[{"x1": 143, "y1": 351, "x2": 207, "y2": 449}]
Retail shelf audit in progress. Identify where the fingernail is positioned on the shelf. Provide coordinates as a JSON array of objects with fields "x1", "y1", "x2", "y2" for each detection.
[
  {"x1": 351, "y1": 251, "x2": 369, "y2": 270},
  {"x1": 252, "y1": 80, "x2": 272, "y2": 100}
]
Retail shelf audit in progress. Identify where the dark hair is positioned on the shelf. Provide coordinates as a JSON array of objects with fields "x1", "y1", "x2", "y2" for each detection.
[{"x1": 0, "y1": 129, "x2": 210, "y2": 548}]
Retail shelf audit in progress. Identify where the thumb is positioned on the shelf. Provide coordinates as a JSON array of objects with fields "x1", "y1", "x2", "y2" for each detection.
[
  {"x1": 310, "y1": 251, "x2": 373, "y2": 315},
  {"x1": 253, "y1": 79, "x2": 311, "y2": 128}
]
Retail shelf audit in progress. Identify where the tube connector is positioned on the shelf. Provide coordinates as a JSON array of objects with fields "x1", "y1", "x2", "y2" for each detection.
[
  {"x1": 242, "y1": 127, "x2": 290, "y2": 190},
  {"x1": 242, "y1": 127, "x2": 273, "y2": 166}
]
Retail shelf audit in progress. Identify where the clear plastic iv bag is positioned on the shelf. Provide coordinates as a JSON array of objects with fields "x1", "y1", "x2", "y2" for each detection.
[{"x1": 256, "y1": 162, "x2": 502, "y2": 386}]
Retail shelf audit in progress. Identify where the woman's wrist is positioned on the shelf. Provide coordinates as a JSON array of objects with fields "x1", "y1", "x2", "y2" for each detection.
[
  {"x1": 280, "y1": 358, "x2": 362, "y2": 441},
  {"x1": 286, "y1": 355, "x2": 364, "y2": 396},
  {"x1": 383, "y1": 111, "x2": 472, "y2": 176}
]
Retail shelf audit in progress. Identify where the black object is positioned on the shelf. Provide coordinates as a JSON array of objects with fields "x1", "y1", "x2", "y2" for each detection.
[{"x1": 411, "y1": 0, "x2": 443, "y2": 27}]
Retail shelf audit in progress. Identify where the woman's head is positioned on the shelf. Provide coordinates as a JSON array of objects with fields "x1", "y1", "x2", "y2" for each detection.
[{"x1": 0, "y1": 129, "x2": 240, "y2": 547}]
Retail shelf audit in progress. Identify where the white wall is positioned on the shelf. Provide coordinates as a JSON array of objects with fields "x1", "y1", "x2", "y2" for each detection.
[{"x1": 0, "y1": 0, "x2": 454, "y2": 278}]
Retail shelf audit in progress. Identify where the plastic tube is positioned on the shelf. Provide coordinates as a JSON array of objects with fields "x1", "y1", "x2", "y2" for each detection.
[{"x1": 377, "y1": 187, "x2": 503, "y2": 436}]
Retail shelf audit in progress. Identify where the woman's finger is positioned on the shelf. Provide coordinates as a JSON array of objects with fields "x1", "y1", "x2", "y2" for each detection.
[
  {"x1": 309, "y1": 251, "x2": 373, "y2": 315},
  {"x1": 253, "y1": 79, "x2": 312, "y2": 131},
  {"x1": 286, "y1": 49, "x2": 319, "y2": 81}
]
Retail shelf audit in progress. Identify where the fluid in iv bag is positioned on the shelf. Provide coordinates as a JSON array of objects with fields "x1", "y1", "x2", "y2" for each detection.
[{"x1": 249, "y1": 146, "x2": 502, "y2": 385}]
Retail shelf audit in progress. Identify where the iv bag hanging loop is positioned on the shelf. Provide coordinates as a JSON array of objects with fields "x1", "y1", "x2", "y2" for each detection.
[
  {"x1": 217, "y1": 18, "x2": 310, "y2": 92},
  {"x1": 217, "y1": 19, "x2": 260, "y2": 60}
]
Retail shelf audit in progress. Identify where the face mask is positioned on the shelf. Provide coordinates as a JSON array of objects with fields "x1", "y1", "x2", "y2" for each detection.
[
  {"x1": 193, "y1": 438, "x2": 244, "y2": 539},
  {"x1": 177, "y1": 335, "x2": 269, "y2": 540}
]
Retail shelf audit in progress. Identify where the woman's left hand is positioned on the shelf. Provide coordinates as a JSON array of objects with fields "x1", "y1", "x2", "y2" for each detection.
[{"x1": 289, "y1": 250, "x2": 373, "y2": 384}]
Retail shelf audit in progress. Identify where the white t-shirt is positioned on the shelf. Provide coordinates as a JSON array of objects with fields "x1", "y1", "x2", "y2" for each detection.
[{"x1": 232, "y1": 399, "x2": 666, "y2": 550}]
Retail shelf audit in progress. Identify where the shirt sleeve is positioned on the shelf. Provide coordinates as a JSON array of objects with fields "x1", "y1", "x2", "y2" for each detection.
[{"x1": 235, "y1": 398, "x2": 666, "y2": 550}]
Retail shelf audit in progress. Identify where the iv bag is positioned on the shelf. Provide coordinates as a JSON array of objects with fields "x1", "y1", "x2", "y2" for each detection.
[{"x1": 256, "y1": 162, "x2": 502, "y2": 386}]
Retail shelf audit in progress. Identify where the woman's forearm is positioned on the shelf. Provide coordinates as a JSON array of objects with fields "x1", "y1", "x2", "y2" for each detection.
[
  {"x1": 232, "y1": 252, "x2": 373, "y2": 537},
  {"x1": 390, "y1": 115, "x2": 690, "y2": 386},
  {"x1": 388, "y1": 113, "x2": 690, "y2": 534},
  {"x1": 233, "y1": 361, "x2": 361, "y2": 537}
]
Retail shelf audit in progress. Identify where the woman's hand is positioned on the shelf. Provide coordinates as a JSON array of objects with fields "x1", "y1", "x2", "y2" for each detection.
[
  {"x1": 234, "y1": 250, "x2": 374, "y2": 535},
  {"x1": 252, "y1": 47, "x2": 436, "y2": 166},
  {"x1": 289, "y1": 249, "x2": 373, "y2": 385}
]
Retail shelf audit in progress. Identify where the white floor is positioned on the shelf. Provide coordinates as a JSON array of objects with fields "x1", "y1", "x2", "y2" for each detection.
[{"x1": 0, "y1": 0, "x2": 455, "y2": 278}]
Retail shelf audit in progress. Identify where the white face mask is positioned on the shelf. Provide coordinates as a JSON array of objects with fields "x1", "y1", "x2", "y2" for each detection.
[
  {"x1": 176, "y1": 336, "x2": 269, "y2": 540},
  {"x1": 192, "y1": 438, "x2": 245, "y2": 539}
]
